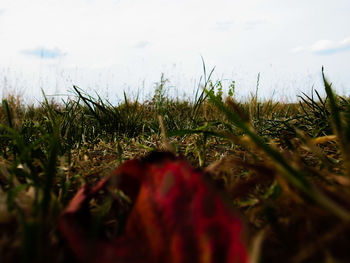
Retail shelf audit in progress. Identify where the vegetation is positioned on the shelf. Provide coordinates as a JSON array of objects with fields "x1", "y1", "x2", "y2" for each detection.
[{"x1": 1, "y1": 67, "x2": 350, "y2": 262}]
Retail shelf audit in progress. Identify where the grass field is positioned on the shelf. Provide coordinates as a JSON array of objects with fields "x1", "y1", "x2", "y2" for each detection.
[{"x1": 1, "y1": 68, "x2": 350, "y2": 262}]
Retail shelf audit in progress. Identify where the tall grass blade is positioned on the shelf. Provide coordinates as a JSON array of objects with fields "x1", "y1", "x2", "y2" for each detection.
[
  {"x1": 2, "y1": 99, "x2": 13, "y2": 128},
  {"x1": 192, "y1": 57, "x2": 216, "y2": 120},
  {"x1": 42, "y1": 133, "x2": 59, "y2": 216},
  {"x1": 322, "y1": 67, "x2": 342, "y2": 135},
  {"x1": 323, "y1": 68, "x2": 350, "y2": 178}
]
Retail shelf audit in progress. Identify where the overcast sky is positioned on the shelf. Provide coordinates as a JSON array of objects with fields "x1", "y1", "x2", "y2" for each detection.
[{"x1": 0, "y1": 0, "x2": 349, "y2": 102}]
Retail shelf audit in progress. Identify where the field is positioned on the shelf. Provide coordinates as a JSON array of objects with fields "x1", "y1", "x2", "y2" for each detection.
[{"x1": 1, "y1": 69, "x2": 350, "y2": 263}]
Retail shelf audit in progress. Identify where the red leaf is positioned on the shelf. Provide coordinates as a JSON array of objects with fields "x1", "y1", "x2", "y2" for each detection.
[{"x1": 59, "y1": 152, "x2": 248, "y2": 263}]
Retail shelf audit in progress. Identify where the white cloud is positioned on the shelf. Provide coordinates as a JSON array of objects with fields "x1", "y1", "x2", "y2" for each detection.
[
  {"x1": 133, "y1": 41, "x2": 151, "y2": 48},
  {"x1": 244, "y1": 19, "x2": 267, "y2": 30},
  {"x1": 291, "y1": 46, "x2": 306, "y2": 53},
  {"x1": 212, "y1": 20, "x2": 235, "y2": 32},
  {"x1": 292, "y1": 36, "x2": 350, "y2": 55},
  {"x1": 21, "y1": 47, "x2": 66, "y2": 59}
]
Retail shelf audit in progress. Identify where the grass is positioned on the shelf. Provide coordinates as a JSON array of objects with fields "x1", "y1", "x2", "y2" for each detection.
[{"x1": 1, "y1": 68, "x2": 350, "y2": 262}]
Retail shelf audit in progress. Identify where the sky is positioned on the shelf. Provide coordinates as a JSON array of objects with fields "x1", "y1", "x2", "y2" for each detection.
[{"x1": 0, "y1": 0, "x2": 349, "y2": 103}]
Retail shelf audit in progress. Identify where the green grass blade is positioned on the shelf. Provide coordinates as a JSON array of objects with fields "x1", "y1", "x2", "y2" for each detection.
[
  {"x1": 322, "y1": 67, "x2": 342, "y2": 136},
  {"x1": 2, "y1": 99, "x2": 14, "y2": 128},
  {"x1": 41, "y1": 130, "x2": 60, "y2": 216}
]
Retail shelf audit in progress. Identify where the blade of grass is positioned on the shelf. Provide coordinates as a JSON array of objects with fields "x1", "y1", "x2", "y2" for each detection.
[
  {"x1": 41, "y1": 131, "x2": 59, "y2": 216},
  {"x1": 322, "y1": 67, "x2": 342, "y2": 135},
  {"x1": 323, "y1": 68, "x2": 350, "y2": 178},
  {"x1": 192, "y1": 57, "x2": 216, "y2": 120},
  {"x1": 2, "y1": 99, "x2": 13, "y2": 129}
]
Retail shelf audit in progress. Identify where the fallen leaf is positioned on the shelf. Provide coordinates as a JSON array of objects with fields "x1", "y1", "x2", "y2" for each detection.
[{"x1": 59, "y1": 152, "x2": 248, "y2": 263}]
